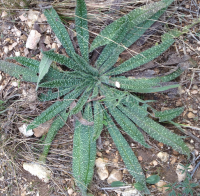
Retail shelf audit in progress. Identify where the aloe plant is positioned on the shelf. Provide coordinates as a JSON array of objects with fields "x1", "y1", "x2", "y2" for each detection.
[{"x1": 0, "y1": 0, "x2": 196, "y2": 194}]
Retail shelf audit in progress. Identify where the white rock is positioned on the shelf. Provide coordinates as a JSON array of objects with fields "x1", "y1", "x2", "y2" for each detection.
[
  {"x1": 12, "y1": 26, "x2": 21, "y2": 37},
  {"x1": 38, "y1": 14, "x2": 47, "y2": 23},
  {"x1": 95, "y1": 158, "x2": 107, "y2": 168},
  {"x1": 44, "y1": 36, "x2": 51, "y2": 45},
  {"x1": 157, "y1": 152, "x2": 169, "y2": 162},
  {"x1": 26, "y1": 30, "x2": 41, "y2": 49},
  {"x1": 67, "y1": 188, "x2": 74, "y2": 195},
  {"x1": 12, "y1": 81, "x2": 18, "y2": 87},
  {"x1": 3, "y1": 46, "x2": 9, "y2": 54},
  {"x1": 23, "y1": 162, "x2": 51, "y2": 183},
  {"x1": 97, "y1": 168, "x2": 109, "y2": 180},
  {"x1": 115, "y1": 81, "x2": 120, "y2": 88},
  {"x1": 19, "y1": 13, "x2": 27, "y2": 21},
  {"x1": 51, "y1": 43, "x2": 57, "y2": 49},
  {"x1": 95, "y1": 158, "x2": 109, "y2": 180},
  {"x1": 176, "y1": 164, "x2": 186, "y2": 182},
  {"x1": 115, "y1": 188, "x2": 141, "y2": 196},
  {"x1": 107, "y1": 169, "x2": 122, "y2": 184},
  {"x1": 15, "y1": 51, "x2": 20, "y2": 57},
  {"x1": 27, "y1": 10, "x2": 40, "y2": 22},
  {"x1": 0, "y1": 74, "x2": 2, "y2": 82},
  {"x1": 1, "y1": 11, "x2": 8, "y2": 18},
  {"x1": 19, "y1": 124, "x2": 34, "y2": 137}
]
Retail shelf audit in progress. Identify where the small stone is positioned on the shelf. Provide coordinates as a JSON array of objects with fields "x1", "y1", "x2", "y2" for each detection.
[
  {"x1": 107, "y1": 169, "x2": 122, "y2": 184},
  {"x1": 12, "y1": 81, "x2": 18, "y2": 87},
  {"x1": 138, "y1": 156, "x2": 143, "y2": 161},
  {"x1": 170, "y1": 156, "x2": 177, "y2": 165},
  {"x1": 176, "y1": 164, "x2": 186, "y2": 182},
  {"x1": 104, "y1": 141, "x2": 109, "y2": 146},
  {"x1": 44, "y1": 36, "x2": 51, "y2": 45},
  {"x1": 97, "y1": 151, "x2": 102, "y2": 157},
  {"x1": 26, "y1": 30, "x2": 41, "y2": 49},
  {"x1": 27, "y1": 10, "x2": 40, "y2": 22},
  {"x1": 12, "y1": 26, "x2": 21, "y2": 37},
  {"x1": 191, "y1": 90, "x2": 198, "y2": 94},
  {"x1": 192, "y1": 85, "x2": 198, "y2": 90},
  {"x1": 95, "y1": 158, "x2": 107, "y2": 168},
  {"x1": 19, "y1": 124, "x2": 34, "y2": 137},
  {"x1": 1, "y1": 11, "x2": 8, "y2": 18},
  {"x1": 151, "y1": 160, "x2": 158, "y2": 166},
  {"x1": 197, "y1": 41, "x2": 200, "y2": 46},
  {"x1": 187, "y1": 112, "x2": 195, "y2": 119},
  {"x1": 19, "y1": 13, "x2": 27, "y2": 21},
  {"x1": 176, "y1": 101, "x2": 182, "y2": 107},
  {"x1": 97, "y1": 168, "x2": 109, "y2": 180},
  {"x1": 15, "y1": 51, "x2": 20, "y2": 57},
  {"x1": 20, "y1": 34, "x2": 27, "y2": 41},
  {"x1": 51, "y1": 43, "x2": 57, "y2": 49},
  {"x1": 157, "y1": 152, "x2": 169, "y2": 162},
  {"x1": 185, "y1": 4, "x2": 190, "y2": 8},
  {"x1": 0, "y1": 74, "x2": 2, "y2": 82},
  {"x1": 156, "y1": 180, "x2": 168, "y2": 193},
  {"x1": 3, "y1": 46, "x2": 9, "y2": 54},
  {"x1": 123, "y1": 169, "x2": 129, "y2": 174},
  {"x1": 38, "y1": 14, "x2": 47, "y2": 22},
  {"x1": 197, "y1": 47, "x2": 200, "y2": 52},
  {"x1": 67, "y1": 188, "x2": 73, "y2": 195}
]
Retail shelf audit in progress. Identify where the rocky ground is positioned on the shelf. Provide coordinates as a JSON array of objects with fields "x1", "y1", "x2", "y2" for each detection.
[{"x1": 0, "y1": 0, "x2": 200, "y2": 195}]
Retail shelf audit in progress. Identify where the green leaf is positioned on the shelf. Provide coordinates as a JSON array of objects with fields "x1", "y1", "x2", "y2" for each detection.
[
  {"x1": 70, "y1": 84, "x2": 93, "y2": 115},
  {"x1": 105, "y1": 38, "x2": 174, "y2": 76},
  {"x1": 44, "y1": 8, "x2": 75, "y2": 58},
  {"x1": 105, "y1": 111, "x2": 149, "y2": 194},
  {"x1": 155, "y1": 107, "x2": 184, "y2": 122},
  {"x1": 104, "y1": 101, "x2": 149, "y2": 148},
  {"x1": 0, "y1": 60, "x2": 38, "y2": 82},
  {"x1": 72, "y1": 103, "x2": 96, "y2": 195},
  {"x1": 8, "y1": 56, "x2": 66, "y2": 81},
  {"x1": 42, "y1": 50, "x2": 79, "y2": 71},
  {"x1": 146, "y1": 175, "x2": 160, "y2": 184},
  {"x1": 36, "y1": 54, "x2": 53, "y2": 90},
  {"x1": 39, "y1": 78, "x2": 84, "y2": 88},
  {"x1": 75, "y1": 0, "x2": 89, "y2": 62},
  {"x1": 134, "y1": 182, "x2": 144, "y2": 191},
  {"x1": 27, "y1": 82, "x2": 88, "y2": 130},
  {"x1": 93, "y1": 101, "x2": 104, "y2": 141},
  {"x1": 39, "y1": 110, "x2": 69, "y2": 163},
  {"x1": 38, "y1": 87, "x2": 74, "y2": 101},
  {"x1": 111, "y1": 181, "x2": 126, "y2": 187},
  {"x1": 118, "y1": 105, "x2": 190, "y2": 156},
  {"x1": 90, "y1": 0, "x2": 174, "y2": 52}
]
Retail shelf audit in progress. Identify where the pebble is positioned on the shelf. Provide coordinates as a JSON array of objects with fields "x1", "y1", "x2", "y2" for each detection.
[
  {"x1": 26, "y1": 30, "x2": 41, "y2": 49},
  {"x1": 104, "y1": 141, "x2": 109, "y2": 146},
  {"x1": 107, "y1": 169, "x2": 122, "y2": 184},
  {"x1": 1, "y1": 11, "x2": 8, "y2": 18},
  {"x1": 187, "y1": 112, "x2": 195, "y2": 119},
  {"x1": 176, "y1": 101, "x2": 182, "y2": 107},
  {"x1": 15, "y1": 51, "x2": 20, "y2": 57},
  {"x1": 38, "y1": 14, "x2": 47, "y2": 23},
  {"x1": 138, "y1": 156, "x2": 143, "y2": 161},
  {"x1": 192, "y1": 85, "x2": 198, "y2": 90},
  {"x1": 20, "y1": 34, "x2": 27, "y2": 41},
  {"x1": 191, "y1": 90, "x2": 198, "y2": 95},
  {"x1": 44, "y1": 36, "x2": 51, "y2": 45},
  {"x1": 96, "y1": 151, "x2": 102, "y2": 157},
  {"x1": 95, "y1": 158, "x2": 109, "y2": 180},
  {"x1": 3, "y1": 46, "x2": 9, "y2": 54},
  {"x1": 186, "y1": 143, "x2": 194, "y2": 151},
  {"x1": 12, "y1": 26, "x2": 21, "y2": 37},
  {"x1": 67, "y1": 188, "x2": 73, "y2": 195},
  {"x1": 157, "y1": 152, "x2": 169, "y2": 162},
  {"x1": 19, "y1": 13, "x2": 27, "y2": 21},
  {"x1": 197, "y1": 41, "x2": 200, "y2": 46},
  {"x1": 185, "y1": 4, "x2": 190, "y2": 8},
  {"x1": 156, "y1": 180, "x2": 168, "y2": 193},
  {"x1": 51, "y1": 43, "x2": 57, "y2": 49},
  {"x1": 0, "y1": 74, "x2": 2, "y2": 82},
  {"x1": 170, "y1": 156, "x2": 177, "y2": 165}
]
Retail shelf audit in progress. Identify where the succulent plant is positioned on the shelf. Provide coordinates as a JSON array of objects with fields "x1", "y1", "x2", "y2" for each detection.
[{"x1": 1, "y1": 0, "x2": 197, "y2": 194}]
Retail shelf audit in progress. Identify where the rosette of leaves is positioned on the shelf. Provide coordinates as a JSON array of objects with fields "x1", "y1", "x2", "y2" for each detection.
[{"x1": 0, "y1": 0, "x2": 194, "y2": 194}]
